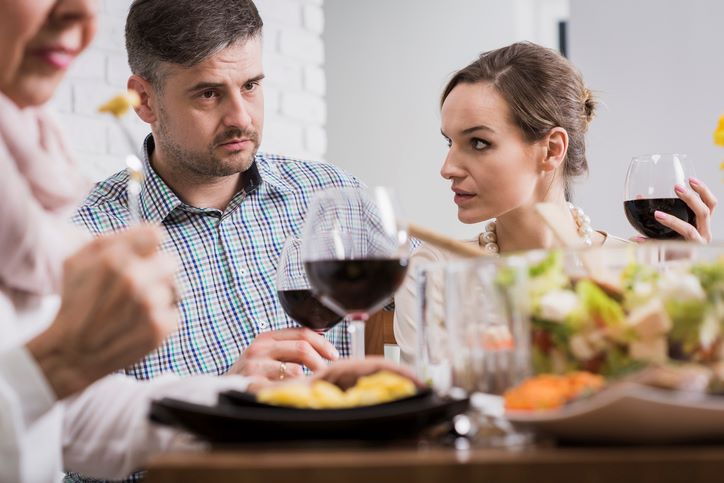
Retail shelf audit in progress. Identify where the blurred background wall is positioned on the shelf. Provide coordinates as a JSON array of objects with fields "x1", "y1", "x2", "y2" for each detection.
[
  {"x1": 58, "y1": 0, "x2": 723, "y2": 240},
  {"x1": 569, "y1": 0, "x2": 724, "y2": 240},
  {"x1": 326, "y1": 0, "x2": 723, "y2": 240}
]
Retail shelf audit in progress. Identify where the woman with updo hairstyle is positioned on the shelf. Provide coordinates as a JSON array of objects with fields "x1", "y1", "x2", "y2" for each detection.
[
  {"x1": 440, "y1": 41, "x2": 596, "y2": 207},
  {"x1": 393, "y1": 41, "x2": 715, "y2": 364}
]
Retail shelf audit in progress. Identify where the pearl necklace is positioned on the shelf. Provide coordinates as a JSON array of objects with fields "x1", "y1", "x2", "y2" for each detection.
[{"x1": 478, "y1": 202, "x2": 593, "y2": 254}]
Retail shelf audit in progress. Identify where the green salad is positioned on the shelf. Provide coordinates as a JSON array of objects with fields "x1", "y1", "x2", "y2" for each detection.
[{"x1": 501, "y1": 251, "x2": 724, "y2": 378}]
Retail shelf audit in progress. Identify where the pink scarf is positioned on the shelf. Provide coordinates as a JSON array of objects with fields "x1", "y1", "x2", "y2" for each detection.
[{"x1": 0, "y1": 93, "x2": 90, "y2": 295}]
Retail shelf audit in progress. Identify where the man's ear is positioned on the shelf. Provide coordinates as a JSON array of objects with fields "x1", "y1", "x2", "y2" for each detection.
[
  {"x1": 539, "y1": 127, "x2": 569, "y2": 172},
  {"x1": 128, "y1": 75, "x2": 157, "y2": 124}
]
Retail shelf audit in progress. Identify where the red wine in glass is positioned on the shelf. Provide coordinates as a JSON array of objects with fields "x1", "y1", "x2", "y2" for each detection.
[
  {"x1": 304, "y1": 258, "x2": 408, "y2": 315},
  {"x1": 277, "y1": 289, "x2": 343, "y2": 331},
  {"x1": 276, "y1": 236, "x2": 345, "y2": 335},
  {"x1": 624, "y1": 154, "x2": 696, "y2": 239},
  {"x1": 623, "y1": 198, "x2": 696, "y2": 239}
]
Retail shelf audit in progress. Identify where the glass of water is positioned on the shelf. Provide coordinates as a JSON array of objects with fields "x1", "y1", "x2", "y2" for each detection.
[{"x1": 415, "y1": 255, "x2": 532, "y2": 446}]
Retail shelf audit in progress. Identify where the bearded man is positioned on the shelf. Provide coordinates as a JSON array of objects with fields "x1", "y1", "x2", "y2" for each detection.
[{"x1": 75, "y1": 0, "x2": 358, "y2": 385}]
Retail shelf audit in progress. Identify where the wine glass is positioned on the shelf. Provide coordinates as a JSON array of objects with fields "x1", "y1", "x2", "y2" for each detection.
[
  {"x1": 624, "y1": 153, "x2": 696, "y2": 239},
  {"x1": 301, "y1": 186, "x2": 409, "y2": 359},
  {"x1": 276, "y1": 236, "x2": 343, "y2": 333}
]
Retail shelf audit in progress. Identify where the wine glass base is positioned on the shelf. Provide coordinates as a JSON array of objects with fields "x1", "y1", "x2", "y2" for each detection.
[
  {"x1": 459, "y1": 391, "x2": 535, "y2": 449},
  {"x1": 471, "y1": 418, "x2": 535, "y2": 449}
]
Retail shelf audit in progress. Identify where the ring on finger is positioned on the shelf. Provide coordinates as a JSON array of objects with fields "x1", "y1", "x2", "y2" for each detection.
[
  {"x1": 170, "y1": 283, "x2": 181, "y2": 306},
  {"x1": 279, "y1": 361, "x2": 287, "y2": 381}
]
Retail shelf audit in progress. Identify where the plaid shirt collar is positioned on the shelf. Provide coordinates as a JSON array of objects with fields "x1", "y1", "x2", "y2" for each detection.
[{"x1": 139, "y1": 134, "x2": 290, "y2": 223}]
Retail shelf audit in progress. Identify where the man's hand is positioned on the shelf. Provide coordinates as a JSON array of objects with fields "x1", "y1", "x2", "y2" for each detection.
[
  {"x1": 227, "y1": 328, "x2": 340, "y2": 381},
  {"x1": 311, "y1": 357, "x2": 423, "y2": 390},
  {"x1": 246, "y1": 356, "x2": 424, "y2": 394},
  {"x1": 26, "y1": 225, "x2": 179, "y2": 399}
]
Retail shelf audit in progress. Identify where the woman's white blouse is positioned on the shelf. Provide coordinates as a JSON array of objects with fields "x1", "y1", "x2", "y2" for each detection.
[{"x1": 0, "y1": 289, "x2": 250, "y2": 482}]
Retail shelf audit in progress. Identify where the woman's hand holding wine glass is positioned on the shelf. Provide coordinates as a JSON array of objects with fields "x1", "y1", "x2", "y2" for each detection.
[
  {"x1": 653, "y1": 177, "x2": 717, "y2": 242},
  {"x1": 624, "y1": 153, "x2": 716, "y2": 243}
]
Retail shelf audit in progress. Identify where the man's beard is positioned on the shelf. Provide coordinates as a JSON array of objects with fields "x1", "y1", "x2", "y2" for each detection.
[{"x1": 156, "y1": 112, "x2": 260, "y2": 178}]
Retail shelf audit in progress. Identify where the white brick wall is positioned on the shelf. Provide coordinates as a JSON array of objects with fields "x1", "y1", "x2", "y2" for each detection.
[
  {"x1": 256, "y1": 0, "x2": 327, "y2": 161},
  {"x1": 51, "y1": 0, "x2": 326, "y2": 182}
]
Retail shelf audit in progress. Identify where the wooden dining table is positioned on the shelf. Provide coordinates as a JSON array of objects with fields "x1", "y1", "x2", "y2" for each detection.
[
  {"x1": 146, "y1": 312, "x2": 724, "y2": 483},
  {"x1": 145, "y1": 441, "x2": 724, "y2": 483}
]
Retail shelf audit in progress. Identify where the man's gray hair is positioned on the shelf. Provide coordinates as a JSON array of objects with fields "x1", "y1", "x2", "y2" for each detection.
[{"x1": 125, "y1": 0, "x2": 263, "y2": 86}]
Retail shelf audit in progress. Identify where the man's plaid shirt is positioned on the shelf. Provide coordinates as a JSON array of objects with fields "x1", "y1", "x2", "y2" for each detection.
[{"x1": 73, "y1": 135, "x2": 359, "y2": 380}]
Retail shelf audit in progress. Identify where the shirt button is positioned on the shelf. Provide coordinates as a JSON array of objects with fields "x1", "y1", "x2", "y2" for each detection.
[{"x1": 259, "y1": 321, "x2": 268, "y2": 329}]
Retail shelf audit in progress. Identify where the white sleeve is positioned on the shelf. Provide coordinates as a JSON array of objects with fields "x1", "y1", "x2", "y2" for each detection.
[
  {"x1": 62, "y1": 373, "x2": 250, "y2": 480},
  {"x1": 0, "y1": 345, "x2": 61, "y2": 482}
]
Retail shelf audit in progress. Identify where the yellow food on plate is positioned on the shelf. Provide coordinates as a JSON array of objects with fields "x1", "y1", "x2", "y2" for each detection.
[
  {"x1": 504, "y1": 371, "x2": 605, "y2": 411},
  {"x1": 310, "y1": 380, "x2": 348, "y2": 408},
  {"x1": 257, "y1": 383, "x2": 315, "y2": 409},
  {"x1": 98, "y1": 90, "x2": 141, "y2": 117},
  {"x1": 257, "y1": 371, "x2": 417, "y2": 409}
]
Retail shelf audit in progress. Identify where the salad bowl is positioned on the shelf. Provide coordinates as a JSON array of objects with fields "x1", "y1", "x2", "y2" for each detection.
[
  {"x1": 416, "y1": 242, "x2": 724, "y2": 443},
  {"x1": 502, "y1": 242, "x2": 724, "y2": 383}
]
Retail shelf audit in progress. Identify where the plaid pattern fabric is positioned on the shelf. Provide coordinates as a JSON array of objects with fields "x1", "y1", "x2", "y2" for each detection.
[
  {"x1": 63, "y1": 472, "x2": 145, "y2": 483},
  {"x1": 73, "y1": 135, "x2": 360, "y2": 381}
]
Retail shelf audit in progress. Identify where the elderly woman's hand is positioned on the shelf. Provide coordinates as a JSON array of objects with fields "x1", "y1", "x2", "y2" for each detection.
[
  {"x1": 26, "y1": 225, "x2": 180, "y2": 399},
  {"x1": 652, "y1": 177, "x2": 717, "y2": 243}
]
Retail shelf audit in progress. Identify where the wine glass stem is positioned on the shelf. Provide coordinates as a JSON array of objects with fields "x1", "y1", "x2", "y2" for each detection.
[{"x1": 347, "y1": 313, "x2": 367, "y2": 359}]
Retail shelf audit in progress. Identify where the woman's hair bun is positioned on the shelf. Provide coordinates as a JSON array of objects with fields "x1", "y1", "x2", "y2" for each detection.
[{"x1": 583, "y1": 88, "x2": 596, "y2": 127}]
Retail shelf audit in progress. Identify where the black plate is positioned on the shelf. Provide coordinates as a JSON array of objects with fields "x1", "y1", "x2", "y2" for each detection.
[{"x1": 150, "y1": 389, "x2": 469, "y2": 442}]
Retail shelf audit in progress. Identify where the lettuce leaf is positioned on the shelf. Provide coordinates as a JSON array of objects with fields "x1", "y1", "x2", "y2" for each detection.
[
  {"x1": 691, "y1": 260, "x2": 724, "y2": 297},
  {"x1": 621, "y1": 262, "x2": 659, "y2": 311},
  {"x1": 568, "y1": 280, "x2": 626, "y2": 332},
  {"x1": 600, "y1": 345, "x2": 647, "y2": 378},
  {"x1": 527, "y1": 251, "x2": 570, "y2": 300},
  {"x1": 533, "y1": 318, "x2": 572, "y2": 350},
  {"x1": 529, "y1": 250, "x2": 561, "y2": 278},
  {"x1": 665, "y1": 298, "x2": 707, "y2": 353},
  {"x1": 621, "y1": 262, "x2": 659, "y2": 290}
]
